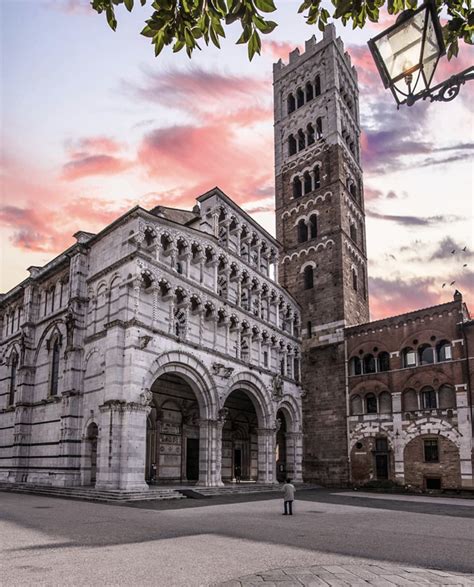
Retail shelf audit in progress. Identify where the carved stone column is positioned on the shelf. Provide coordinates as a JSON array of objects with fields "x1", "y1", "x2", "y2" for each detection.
[
  {"x1": 285, "y1": 432, "x2": 303, "y2": 482},
  {"x1": 256, "y1": 427, "x2": 278, "y2": 484}
]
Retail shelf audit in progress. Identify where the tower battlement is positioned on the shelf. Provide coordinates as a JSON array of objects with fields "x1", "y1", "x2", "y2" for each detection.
[{"x1": 273, "y1": 25, "x2": 358, "y2": 82}]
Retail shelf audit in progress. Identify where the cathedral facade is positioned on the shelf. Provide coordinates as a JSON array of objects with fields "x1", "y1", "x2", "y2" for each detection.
[{"x1": 1, "y1": 26, "x2": 473, "y2": 491}]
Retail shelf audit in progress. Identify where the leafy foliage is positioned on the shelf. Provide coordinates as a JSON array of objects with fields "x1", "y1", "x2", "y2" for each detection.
[{"x1": 91, "y1": 0, "x2": 473, "y2": 61}]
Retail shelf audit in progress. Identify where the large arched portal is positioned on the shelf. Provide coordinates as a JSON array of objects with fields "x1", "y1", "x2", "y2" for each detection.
[
  {"x1": 222, "y1": 390, "x2": 259, "y2": 482},
  {"x1": 146, "y1": 373, "x2": 201, "y2": 484}
]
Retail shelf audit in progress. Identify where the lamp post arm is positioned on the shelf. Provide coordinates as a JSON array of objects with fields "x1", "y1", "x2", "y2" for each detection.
[{"x1": 404, "y1": 66, "x2": 474, "y2": 106}]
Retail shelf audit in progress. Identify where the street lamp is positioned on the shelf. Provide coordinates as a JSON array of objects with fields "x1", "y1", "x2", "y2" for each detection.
[{"x1": 368, "y1": 1, "x2": 474, "y2": 107}]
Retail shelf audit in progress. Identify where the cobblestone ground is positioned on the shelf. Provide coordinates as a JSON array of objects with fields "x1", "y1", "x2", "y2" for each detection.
[{"x1": 218, "y1": 564, "x2": 474, "y2": 586}]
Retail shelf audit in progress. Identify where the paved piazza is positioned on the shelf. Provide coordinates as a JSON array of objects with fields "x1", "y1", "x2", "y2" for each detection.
[{"x1": 1, "y1": 489, "x2": 474, "y2": 586}]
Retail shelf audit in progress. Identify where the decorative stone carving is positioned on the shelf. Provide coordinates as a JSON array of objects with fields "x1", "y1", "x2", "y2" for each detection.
[
  {"x1": 139, "y1": 389, "x2": 153, "y2": 406},
  {"x1": 218, "y1": 407, "x2": 230, "y2": 423},
  {"x1": 212, "y1": 362, "x2": 234, "y2": 378},
  {"x1": 271, "y1": 373, "x2": 284, "y2": 399},
  {"x1": 139, "y1": 335, "x2": 153, "y2": 349}
]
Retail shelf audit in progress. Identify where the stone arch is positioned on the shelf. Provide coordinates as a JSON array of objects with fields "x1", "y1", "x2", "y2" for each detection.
[
  {"x1": 277, "y1": 394, "x2": 302, "y2": 433},
  {"x1": 222, "y1": 371, "x2": 274, "y2": 428},
  {"x1": 33, "y1": 320, "x2": 64, "y2": 365},
  {"x1": 402, "y1": 418, "x2": 461, "y2": 448},
  {"x1": 145, "y1": 351, "x2": 218, "y2": 420}
]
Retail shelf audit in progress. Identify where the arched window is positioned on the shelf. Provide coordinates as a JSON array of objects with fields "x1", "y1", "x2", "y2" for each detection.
[
  {"x1": 378, "y1": 352, "x2": 390, "y2": 372},
  {"x1": 418, "y1": 344, "x2": 434, "y2": 365},
  {"x1": 288, "y1": 134, "x2": 297, "y2": 156},
  {"x1": 305, "y1": 81, "x2": 314, "y2": 101},
  {"x1": 402, "y1": 388, "x2": 418, "y2": 411},
  {"x1": 365, "y1": 393, "x2": 377, "y2": 414},
  {"x1": 297, "y1": 129, "x2": 305, "y2": 151},
  {"x1": 379, "y1": 391, "x2": 392, "y2": 413},
  {"x1": 363, "y1": 354, "x2": 375, "y2": 374},
  {"x1": 350, "y1": 223, "x2": 357, "y2": 242},
  {"x1": 307, "y1": 123, "x2": 315, "y2": 145},
  {"x1": 350, "y1": 394, "x2": 362, "y2": 415},
  {"x1": 352, "y1": 268, "x2": 358, "y2": 291},
  {"x1": 421, "y1": 386, "x2": 437, "y2": 409},
  {"x1": 304, "y1": 266, "x2": 314, "y2": 290},
  {"x1": 314, "y1": 166, "x2": 321, "y2": 189},
  {"x1": 303, "y1": 172, "x2": 312, "y2": 194},
  {"x1": 297, "y1": 219, "x2": 308, "y2": 243},
  {"x1": 439, "y1": 385, "x2": 456, "y2": 409},
  {"x1": 309, "y1": 214, "x2": 318, "y2": 239},
  {"x1": 240, "y1": 336, "x2": 249, "y2": 361},
  {"x1": 176, "y1": 261, "x2": 183, "y2": 274},
  {"x1": 50, "y1": 286, "x2": 56, "y2": 313},
  {"x1": 349, "y1": 356, "x2": 362, "y2": 376},
  {"x1": 402, "y1": 347, "x2": 417, "y2": 368},
  {"x1": 217, "y1": 275, "x2": 228, "y2": 299},
  {"x1": 350, "y1": 182, "x2": 357, "y2": 200},
  {"x1": 9, "y1": 352, "x2": 18, "y2": 406},
  {"x1": 287, "y1": 93, "x2": 295, "y2": 114},
  {"x1": 315, "y1": 74, "x2": 321, "y2": 96},
  {"x1": 50, "y1": 339, "x2": 60, "y2": 397},
  {"x1": 296, "y1": 87, "x2": 305, "y2": 108},
  {"x1": 316, "y1": 117, "x2": 323, "y2": 139},
  {"x1": 293, "y1": 176, "x2": 302, "y2": 198},
  {"x1": 436, "y1": 340, "x2": 452, "y2": 362}
]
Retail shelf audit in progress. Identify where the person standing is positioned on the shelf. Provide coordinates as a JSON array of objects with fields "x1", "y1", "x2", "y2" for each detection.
[{"x1": 282, "y1": 478, "x2": 295, "y2": 515}]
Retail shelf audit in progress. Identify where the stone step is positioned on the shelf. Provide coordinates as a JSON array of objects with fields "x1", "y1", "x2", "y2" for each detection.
[{"x1": 0, "y1": 483, "x2": 185, "y2": 503}]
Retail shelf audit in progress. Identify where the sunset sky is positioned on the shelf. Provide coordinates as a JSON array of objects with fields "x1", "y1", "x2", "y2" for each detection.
[{"x1": 1, "y1": 0, "x2": 473, "y2": 320}]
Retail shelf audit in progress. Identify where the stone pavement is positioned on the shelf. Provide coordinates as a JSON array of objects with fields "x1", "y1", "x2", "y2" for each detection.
[{"x1": 218, "y1": 564, "x2": 474, "y2": 586}]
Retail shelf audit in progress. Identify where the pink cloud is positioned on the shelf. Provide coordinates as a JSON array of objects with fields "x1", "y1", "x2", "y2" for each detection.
[
  {"x1": 262, "y1": 40, "x2": 301, "y2": 62},
  {"x1": 62, "y1": 154, "x2": 132, "y2": 180}
]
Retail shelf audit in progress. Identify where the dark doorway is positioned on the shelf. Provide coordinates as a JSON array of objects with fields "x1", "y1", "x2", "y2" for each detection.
[
  {"x1": 375, "y1": 454, "x2": 389, "y2": 479},
  {"x1": 186, "y1": 438, "x2": 199, "y2": 481},
  {"x1": 234, "y1": 448, "x2": 242, "y2": 481},
  {"x1": 86, "y1": 422, "x2": 98, "y2": 486}
]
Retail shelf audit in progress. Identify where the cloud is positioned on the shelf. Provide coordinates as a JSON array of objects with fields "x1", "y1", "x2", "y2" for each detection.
[
  {"x1": 262, "y1": 40, "x2": 301, "y2": 61},
  {"x1": 430, "y1": 237, "x2": 473, "y2": 261},
  {"x1": 369, "y1": 275, "x2": 440, "y2": 320},
  {"x1": 47, "y1": 0, "x2": 92, "y2": 15},
  {"x1": 61, "y1": 135, "x2": 131, "y2": 180},
  {"x1": 125, "y1": 66, "x2": 269, "y2": 118},
  {"x1": 366, "y1": 210, "x2": 461, "y2": 226}
]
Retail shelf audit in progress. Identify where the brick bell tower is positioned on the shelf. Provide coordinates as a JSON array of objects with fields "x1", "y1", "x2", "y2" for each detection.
[{"x1": 274, "y1": 25, "x2": 370, "y2": 486}]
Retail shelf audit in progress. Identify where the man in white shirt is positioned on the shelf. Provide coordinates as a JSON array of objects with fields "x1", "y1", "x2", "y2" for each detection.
[{"x1": 282, "y1": 478, "x2": 295, "y2": 515}]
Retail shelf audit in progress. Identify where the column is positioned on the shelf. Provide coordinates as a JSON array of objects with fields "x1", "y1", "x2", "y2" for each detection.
[
  {"x1": 197, "y1": 414, "x2": 226, "y2": 487},
  {"x1": 455, "y1": 385, "x2": 473, "y2": 488},
  {"x1": 392, "y1": 391, "x2": 404, "y2": 484},
  {"x1": 285, "y1": 432, "x2": 303, "y2": 482},
  {"x1": 256, "y1": 427, "x2": 278, "y2": 484}
]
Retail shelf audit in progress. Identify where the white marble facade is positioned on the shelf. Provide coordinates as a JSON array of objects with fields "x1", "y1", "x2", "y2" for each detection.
[{"x1": 0, "y1": 188, "x2": 303, "y2": 490}]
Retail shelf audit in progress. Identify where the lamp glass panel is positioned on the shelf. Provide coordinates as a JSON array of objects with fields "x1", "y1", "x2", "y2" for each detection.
[
  {"x1": 374, "y1": 10, "x2": 426, "y2": 83},
  {"x1": 421, "y1": 10, "x2": 442, "y2": 86}
]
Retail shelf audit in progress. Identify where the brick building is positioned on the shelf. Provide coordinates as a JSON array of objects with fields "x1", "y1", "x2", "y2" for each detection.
[{"x1": 0, "y1": 26, "x2": 472, "y2": 492}]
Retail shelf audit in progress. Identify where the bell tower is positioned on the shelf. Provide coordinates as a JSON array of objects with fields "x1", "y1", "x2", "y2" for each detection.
[{"x1": 274, "y1": 25, "x2": 370, "y2": 485}]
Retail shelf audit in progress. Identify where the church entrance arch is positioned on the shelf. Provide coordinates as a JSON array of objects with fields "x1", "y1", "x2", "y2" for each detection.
[
  {"x1": 146, "y1": 373, "x2": 201, "y2": 485},
  {"x1": 222, "y1": 389, "x2": 259, "y2": 482}
]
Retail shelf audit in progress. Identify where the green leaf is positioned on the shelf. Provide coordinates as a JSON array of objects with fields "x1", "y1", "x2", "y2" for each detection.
[
  {"x1": 106, "y1": 6, "x2": 117, "y2": 30},
  {"x1": 124, "y1": 0, "x2": 134, "y2": 11},
  {"x1": 141, "y1": 24, "x2": 156, "y2": 37},
  {"x1": 236, "y1": 24, "x2": 252, "y2": 43},
  {"x1": 254, "y1": 0, "x2": 277, "y2": 13}
]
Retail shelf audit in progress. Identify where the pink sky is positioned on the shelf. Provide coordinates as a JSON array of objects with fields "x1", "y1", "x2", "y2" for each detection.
[{"x1": 1, "y1": 0, "x2": 473, "y2": 320}]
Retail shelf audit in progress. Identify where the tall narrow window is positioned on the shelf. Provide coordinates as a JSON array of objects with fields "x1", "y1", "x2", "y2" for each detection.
[
  {"x1": 307, "y1": 123, "x2": 315, "y2": 145},
  {"x1": 297, "y1": 129, "x2": 305, "y2": 151},
  {"x1": 305, "y1": 81, "x2": 314, "y2": 101},
  {"x1": 50, "y1": 286, "x2": 55, "y2": 313},
  {"x1": 303, "y1": 172, "x2": 312, "y2": 194},
  {"x1": 50, "y1": 340, "x2": 60, "y2": 397},
  {"x1": 315, "y1": 75, "x2": 321, "y2": 96},
  {"x1": 350, "y1": 223, "x2": 357, "y2": 243},
  {"x1": 293, "y1": 177, "x2": 302, "y2": 199},
  {"x1": 437, "y1": 341, "x2": 452, "y2": 362},
  {"x1": 309, "y1": 214, "x2": 318, "y2": 239},
  {"x1": 365, "y1": 393, "x2": 377, "y2": 414},
  {"x1": 307, "y1": 321, "x2": 312, "y2": 338},
  {"x1": 352, "y1": 268, "x2": 358, "y2": 291},
  {"x1": 314, "y1": 166, "x2": 321, "y2": 189},
  {"x1": 424, "y1": 439, "x2": 439, "y2": 462},
  {"x1": 288, "y1": 134, "x2": 297, "y2": 156},
  {"x1": 421, "y1": 387, "x2": 437, "y2": 409},
  {"x1": 296, "y1": 87, "x2": 304, "y2": 108},
  {"x1": 297, "y1": 220, "x2": 308, "y2": 243},
  {"x1": 316, "y1": 117, "x2": 323, "y2": 139},
  {"x1": 304, "y1": 266, "x2": 314, "y2": 290},
  {"x1": 287, "y1": 93, "x2": 295, "y2": 114},
  {"x1": 9, "y1": 352, "x2": 18, "y2": 406}
]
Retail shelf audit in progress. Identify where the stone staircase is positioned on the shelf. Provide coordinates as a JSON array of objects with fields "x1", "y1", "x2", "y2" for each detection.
[{"x1": 0, "y1": 483, "x2": 185, "y2": 503}]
